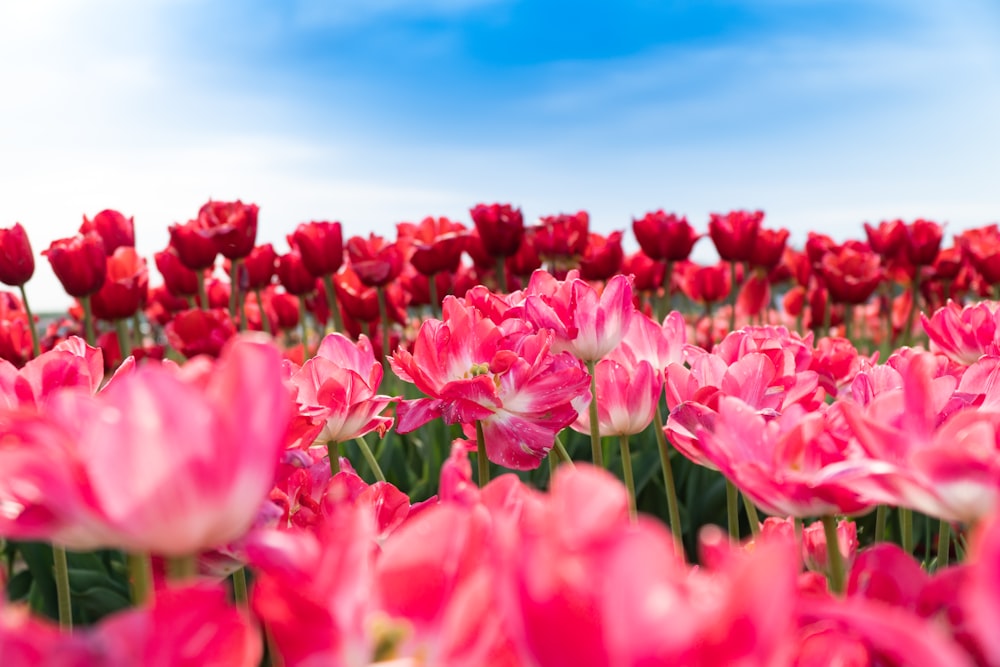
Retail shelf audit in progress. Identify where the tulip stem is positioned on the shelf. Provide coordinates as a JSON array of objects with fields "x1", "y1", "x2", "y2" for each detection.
[
  {"x1": 321, "y1": 274, "x2": 345, "y2": 334},
  {"x1": 726, "y1": 479, "x2": 740, "y2": 539},
  {"x1": 167, "y1": 554, "x2": 197, "y2": 581},
  {"x1": 548, "y1": 449, "x2": 558, "y2": 484},
  {"x1": 822, "y1": 515, "x2": 846, "y2": 594},
  {"x1": 495, "y1": 256, "x2": 508, "y2": 293},
  {"x1": 127, "y1": 552, "x2": 154, "y2": 606},
  {"x1": 728, "y1": 261, "x2": 739, "y2": 333},
  {"x1": 326, "y1": 440, "x2": 340, "y2": 476},
  {"x1": 874, "y1": 505, "x2": 887, "y2": 542},
  {"x1": 743, "y1": 495, "x2": 761, "y2": 536},
  {"x1": 18, "y1": 284, "x2": 40, "y2": 358},
  {"x1": 230, "y1": 259, "x2": 247, "y2": 331},
  {"x1": 116, "y1": 318, "x2": 132, "y2": 360},
  {"x1": 652, "y1": 409, "x2": 684, "y2": 547},
  {"x1": 80, "y1": 294, "x2": 95, "y2": 346},
  {"x1": 376, "y1": 286, "x2": 391, "y2": 378},
  {"x1": 428, "y1": 272, "x2": 440, "y2": 319},
  {"x1": 233, "y1": 567, "x2": 249, "y2": 607},
  {"x1": 355, "y1": 436, "x2": 386, "y2": 483},
  {"x1": 586, "y1": 359, "x2": 605, "y2": 467},
  {"x1": 298, "y1": 296, "x2": 310, "y2": 356},
  {"x1": 905, "y1": 271, "x2": 921, "y2": 347},
  {"x1": 196, "y1": 270, "x2": 208, "y2": 309},
  {"x1": 937, "y1": 519, "x2": 951, "y2": 569},
  {"x1": 619, "y1": 434, "x2": 637, "y2": 521},
  {"x1": 53, "y1": 545, "x2": 72, "y2": 630},
  {"x1": 255, "y1": 288, "x2": 272, "y2": 334},
  {"x1": 476, "y1": 420, "x2": 489, "y2": 486},
  {"x1": 900, "y1": 508, "x2": 914, "y2": 554},
  {"x1": 553, "y1": 434, "x2": 574, "y2": 466}
]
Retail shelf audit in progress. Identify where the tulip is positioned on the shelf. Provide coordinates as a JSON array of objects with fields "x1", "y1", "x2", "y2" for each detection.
[
  {"x1": 79, "y1": 209, "x2": 135, "y2": 255},
  {"x1": 749, "y1": 227, "x2": 789, "y2": 270},
  {"x1": 397, "y1": 216, "x2": 466, "y2": 276},
  {"x1": 345, "y1": 234, "x2": 404, "y2": 288},
  {"x1": 154, "y1": 247, "x2": 199, "y2": 298},
  {"x1": 165, "y1": 308, "x2": 237, "y2": 358},
  {"x1": 578, "y1": 230, "x2": 624, "y2": 281},
  {"x1": 197, "y1": 200, "x2": 258, "y2": 260},
  {"x1": 43, "y1": 233, "x2": 106, "y2": 298},
  {"x1": 168, "y1": 220, "x2": 218, "y2": 271},
  {"x1": 817, "y1": 241, "x2": 883, "y2": 305},
  {"x1": 469, "y1": 202, "x2": 524, "y2": 258},
  {"x1": 632, "y1": 210, "x2": 699, "y2": 262},
  {"x1": 0, "y1": 223, "x2": 35, "y2": 287},
  {"x1": 533, "y1": 211, "x2": 589, "y2": 261},
  {"x1": 90, "y1": 246, "x2": 149, "y2": 323},
  {"x1": 709, "y1": 209, "x2": 763, "y2": 263},
  {"x1": 864, "y1": 219, "x2": 908, "y2": 263}
]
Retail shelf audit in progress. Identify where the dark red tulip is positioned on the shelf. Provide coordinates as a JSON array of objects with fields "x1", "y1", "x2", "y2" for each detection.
[
  {"x1": 276, "y1": 250, "x2": 316, "y2": 296},
  {"x1": 708, "y1": 210, "x2": 763, "y2": 263},
  {"x1": 506, "y1": 230, "x2": 542, "y2": 278},
  {"x1": 622, "y1": 251, "x2": 665, "y2": 292},
  {"x1": 80, "y1": 209, "x2": 135, "y2": 255},
  {"x1": 680, "y1": 261, "x2": 731, "y2": 304},
  {"x1": 345, "y1": 234, "x2": 404, "y2": 287},
  {"x1": 817, "y1": 242, "x2": 882, "y2": 304},
  {"x1": 270, "y1": 291, "x2": 301, "y2": 330},
  {"x1": 289, "y1": 221, "x2": 344, "y2": 278},
  {"x1": 533, "y1": 211, "x2": 589, "y2": 259},
  {"x1": 333, "y1": 265, "x2": 379, "y2": 322},
  {"x1": 197, "y1": 200, "x2": 259, "y2": 259},
  {"x1": 749, "y1": 227, "x2": 789, "y2": 270},
  {"x1": 169, "y1": 220, "x2": 218, "y2": 271},
  {"x1": 632, "y1": 211, "x2": 700, "y2": 261},
  {"x1": 155, "y1": 248, "x2": 199, "y2": 297},
  {"x1": 240, "y1": 243, "x2": 277, "y2": 290},
  {"x1": 0, "y1": 223, "x2": 35, "y2": 286},
  {"x1": 579, "y1": 231, "x2": 625, "y2": 281},
  {"x1": 165, "y1": 308, "x2": 236, "y2": 358},
  {"x1": 145, "y1": 284, "x2": 191, "y2": 326},
  {"x1": 43, "y1": 233, "x2": 107, "y2": 297},
  {"x1": 91, "y1": 246, "x2": 149, "y2": 321},
  {"x1": 397, "y1": 216, "x2": 466, "y2": 276},
  {"x1": 904, "y1": 219, "x2": 943, "y2": 267},
  {"x1": 930, "y1": 245, "x2": 963, "y2": 282},
  {"x1": 864, "y1": 219, "x2": 907, "y2": 262},
  {"x1": 470, "y1": 202, "x2": 524, "y2": 258}
]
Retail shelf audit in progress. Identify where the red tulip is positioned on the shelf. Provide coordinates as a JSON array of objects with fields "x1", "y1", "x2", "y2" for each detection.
[
  {"x1": 864, "y1": 219, "x2": 908, "y2": 262},
  {"x1": 239, "y1": 243, "x2": 277, "y2": 290},
  {"x1": 345, "y1": 234, "x2": 404, "y2": 287},
  {"x1": 154, "y1": 247, "x2": 199, "y2": 297},
  {"x1": 276, "y1": 249, "x2": 317, "y2": 296},
  {"x1": 470, "y1": 202, "x2": 524, "y2": 258},
  {"x1": 817, "y1": 241, "x2": 883, "y2": 304},
  {"x1": 709, "y1": 209, "x2": 763, "y2": 262},
  {"x1": 90, "y1": 246, "x2": 149, "y2": 321},
  {"x1": 622, "y1": 250, "x2": 665, "y2": 292},
  {"x1": 679, "y1": 261, "x2": 731, "y2": 304},
  {"x1": 289, "y1": 221, "x2": 344, "y2": 278},
  {"x1": 168, "y1": 219, "x2": 217, "y2": 270},
  {"x1": 579, "y1": 231, "x2": 624, "y2": 281},
  {"x1": 905, "y1": 218, "x2": 943, "y2": 267},
  {"x1": 397, "y1": 216, "x2": 466, "y2": 276},
  {"x1": 533, "y1": 211, "x2": 589, "y2": 259},
  {"x1": 43, "y1": 233, "x2": 107, "y2": 297},
  {"x1": 505, "y1": 229, "x2": 542, "y2": 279},
  {"x1": 632, "y1": 210, "x2": 700, "y2": 261},
  {"x1": 165, "y1": 308, "x2": 237, "y2": 358},
  {"x1": 197, "y1": 199, "x2": 259, "y2": 260},
  {"x1": 0, "y1": 223, "x2": 35, "y2": 287},
  {"x1": 749, "y1": 226, "x2": 789, "y2": 270},
  {"x1": 79, "y1": 209, "x2": 134, "y2": 255},
  {"x1": 959, "y1": 224, "x2": 1000, "y2": 285},
  {"x1": 271, "y1": 290, "x2": 301, "y2": 330},
  {"x1": 0, "y1": 295, "x2": 32, "y2": 367}
]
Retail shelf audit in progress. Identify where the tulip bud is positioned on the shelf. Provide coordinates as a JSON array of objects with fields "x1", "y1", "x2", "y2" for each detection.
[
  {"x1": 80, "y1": 209, "x2": 135, "y2": 255},
  {"x1": 802, "y1": 519, "x2": 858, "y2": 575},
  {"x1": 0, "y1": 223, "x2": 35, "y2": 286},
  {"x1": 470, "y1": 202, "x2": 524, "y2": 258},
  {"x1": 290, "y1": 221, "x2": 344, "y2": 278},
  {"x1": 43, "y1": 233, "x2": 107, "y2": 297}
]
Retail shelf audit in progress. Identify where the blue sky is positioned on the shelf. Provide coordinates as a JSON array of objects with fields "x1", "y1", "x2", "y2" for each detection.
[{"x1": 1, "y1": 0, "x2": 999, "y2": 310}]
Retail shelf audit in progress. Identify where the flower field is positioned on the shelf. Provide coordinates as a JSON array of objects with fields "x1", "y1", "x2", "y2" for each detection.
[{"x1": 2, "y1": 204, "x2": 1000, "y2": 665}]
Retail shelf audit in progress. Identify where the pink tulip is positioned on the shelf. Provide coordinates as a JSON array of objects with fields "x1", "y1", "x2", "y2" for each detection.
[
  {"x1": 571, "y1": 358, "x2": 660, "y2": 436},
  {"x1": 963, "y1": 508, "x2": 1000, "y2": 665},
  {"x1": 0, "y1": 335, "x2": 292, "y2": 555},
  {"x1": 392, "y1": 296, "x2": 590, "y2": 470},
  {"x1": 523, "y1": 269, "x2": 635, "y2": 361},
  {"x1": 802, "y1": 518, "x2": 859, "y2": 575},
  {"x1": 0, "y1": 336, "x2": 103, "y2": 409},
  {"x1": 608, "y1": 309, "x2": 687, "y2": 374},
  {"x1": 922, "y1": 300, "x2": 1000, "y2": 365},
  {"x1": 286, "y1": 332, "x2": 396, "y2": 445}
]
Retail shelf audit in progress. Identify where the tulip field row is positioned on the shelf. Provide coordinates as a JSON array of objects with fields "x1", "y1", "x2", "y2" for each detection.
[{"x1": 1, "y1": 203, "x2": 1000, "y2": 665}]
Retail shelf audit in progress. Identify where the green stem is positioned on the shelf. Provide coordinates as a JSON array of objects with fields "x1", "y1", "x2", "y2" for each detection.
[
  {"x1": 376, "y1": 286, "x2": 391, "y2": 378},
  {"x1": 321, "y1": 273, "x2": 345, "y2": 334},
  {"x1": 167, "y1": 554, "x2": 197, "y2": 581},
  {"x1": 428, "y1": 272, "x2": 440, "y2": 319},
  {"x1": 586, "y1": 359, "x2": 604, "y2": 467},
  {"x1": 874, "y1": 505, "x2": 887, "y2": 543},
  {"x1": 196, "y1": 270, "x2": 208, "y2": 310},
  {"x1": 298, "y1": 296, "x2": 310, "y2": 356},
  {"x1": 233, "y1": 567, "x2": 249, "y2": 607},
  {"x1": 127, "y1": 552, "x2": 154, "y2": 605},
  {"x1": 553, "y1": 434, "x2": 574, "y2": 466},
  {"x1": 900, "y1": 507, "x2": 914, "y2": 555},
  {"x1": 355, "y1": 435, "x2": 386, "y2": 482},
  {"x1": 619, "y1": 434, "x2": 637, "y2": 521},
  {"x1": 115, "y1": 318, "x2": 132, "y2": 360},
  {"x1": 18, "y1": 284, "x2": 40, "y2": 358},
  {"x1": 255, "y1": 288, "x2": 272, "y2": 334},
  {"x1": 230, "y1": 259, "x2": 246, "y2": 331},
  {"x1": 476, "y1": 420, "x2": 489, "y2": 486},
  {"x1": 80, "y1": 294, "x2": 95, "y2": 346},
  {"x1": 726, "y1": 479, "x2": 740, "y2": 539},
  {"x1": 495, "y1": 256, "x2": 508, "y2": 293},
  {"x1": 937, "y1": 519, "x2": 951, "y2": 569},
  {"x1": 326, "y1": 440, "x2": 340, "y2": 476},
  {"x1": 728, "y1": 261, "x2": 738, "y2": 333},
  {"x1": 743, "y1": 495, "x2": 761, "y2": 536},
  {"x1": 822, "y1": 515, "x2": 846, "y2": 594},
  {"x1": 548, "y1": 449, "x2": 558, "y2": 487},
  {"x1": 843, "y1": 302, "x2": 854, "y2": 341},
  {"x1": 905, "y1": 272, "x2": 921, "y2": 347},
  {"x1": 52, "y1": 546, "x2": 72, "y2": 630},
  {"x1": 652, "y1": 409, "x2": 683, "y2": 547}
]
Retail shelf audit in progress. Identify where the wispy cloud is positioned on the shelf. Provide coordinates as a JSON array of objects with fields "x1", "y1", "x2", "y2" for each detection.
[{"x1": 292, "y1": 0, "x2": 509, "y2": 27}]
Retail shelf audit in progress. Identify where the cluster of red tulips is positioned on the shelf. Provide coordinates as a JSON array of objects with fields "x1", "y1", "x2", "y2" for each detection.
[{"x1": 2, "y1": 202, "x2": 1000, "y2": 665}]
